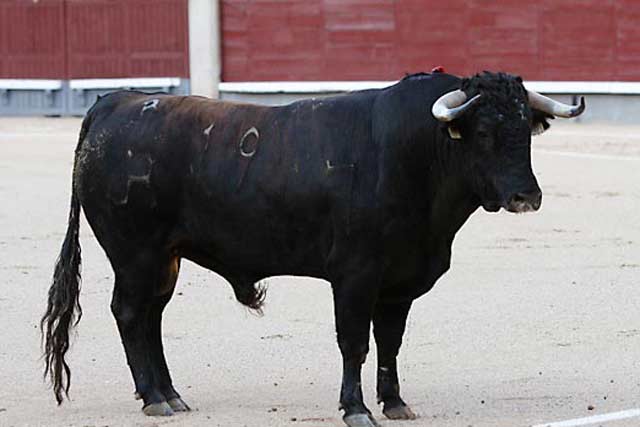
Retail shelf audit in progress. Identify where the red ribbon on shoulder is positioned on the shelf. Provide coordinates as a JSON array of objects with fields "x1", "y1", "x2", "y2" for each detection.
[{"x1": 431, "y1": 66, "x2": 445, "y2": 73}]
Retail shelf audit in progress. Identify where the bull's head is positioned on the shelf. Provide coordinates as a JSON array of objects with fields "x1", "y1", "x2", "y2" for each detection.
[{"x1": 431, "y1": 72, "x2": 585, "y2": 213}]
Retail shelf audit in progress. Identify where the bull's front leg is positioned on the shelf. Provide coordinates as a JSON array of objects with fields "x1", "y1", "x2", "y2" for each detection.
[
  {"x1": 373, "y1": 300, "x2": 417, "y2": 420},
  {"x1": 332, "y1": 276, "x2": 381, "y2": 427}
]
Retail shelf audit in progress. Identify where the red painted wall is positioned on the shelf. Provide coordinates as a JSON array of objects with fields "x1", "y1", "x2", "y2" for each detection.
[
  {"x1": 2, "y1": 1, "x2": 637, "y2": 82},
  {"x1": 66, "y1": 0, "x2": 189, "y2": 78},
  {"x1": 0, "y1": 0, "x2": 66, "y2": 79},
  {"x1": 221, "y1": 0, "x2": 640, "y2": 82},
  {"x1": 0, "y1": 0, "x2": 189, "y2": 79}
]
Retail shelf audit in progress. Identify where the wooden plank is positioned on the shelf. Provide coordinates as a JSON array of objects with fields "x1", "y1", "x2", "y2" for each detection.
[
  {"x1": 0, "y1": 0, "x2": 65, "y2": 79},
  {"x1": 66, "y1": 0, "x2": 188, "y2": 78},
  {"x1": 221, "y1": 0, "x2": 636, "y2": 82}
]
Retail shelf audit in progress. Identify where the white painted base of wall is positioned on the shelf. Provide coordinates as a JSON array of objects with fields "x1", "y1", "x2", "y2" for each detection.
[{"x1": 0, "y1": 78, "x2": 189, "y2": 116}]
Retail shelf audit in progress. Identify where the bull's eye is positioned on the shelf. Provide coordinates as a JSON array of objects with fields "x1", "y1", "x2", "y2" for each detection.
[{"x1": 476, "y1": 129, "x2": 494, "y2": 150}]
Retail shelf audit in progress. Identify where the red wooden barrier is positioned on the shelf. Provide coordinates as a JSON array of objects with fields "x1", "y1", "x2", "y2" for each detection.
[
  {"x1": 1, "y1": 1, "x2": 637, "y2": 82},
  {"x1": 221, "y1": 0, "x2": 640, "y2": 82},
  {"x1": 0, "y1": 0, "x2": 66, "y2": 79},
  {"x1": 66, "y1": 0, "x2": 189, "y2": 78},
  {"x1": 0, "y1": 0, "x2": 189, "y2": 79}
]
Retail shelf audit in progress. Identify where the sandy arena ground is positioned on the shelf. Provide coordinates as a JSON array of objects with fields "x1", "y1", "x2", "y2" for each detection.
[{"x1": 0, "y1": 117, "x2": 639, "y2": 427}]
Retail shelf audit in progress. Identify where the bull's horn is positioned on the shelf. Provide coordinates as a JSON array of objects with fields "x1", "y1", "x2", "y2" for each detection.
[
  {"x1": 432, "y1": 90, "x2": 482, "y2": 122},
  {"x1": 527, "y1": 91, "x2": 585, "y2": 118}
]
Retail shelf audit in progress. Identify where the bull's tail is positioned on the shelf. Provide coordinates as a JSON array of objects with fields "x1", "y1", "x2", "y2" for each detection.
[
  {"x1": 41, "y1": 186, "x2": 82, "y2": 404},
  {"x1": 41, "y1": 121, "x2": 88, "y2": 404}
]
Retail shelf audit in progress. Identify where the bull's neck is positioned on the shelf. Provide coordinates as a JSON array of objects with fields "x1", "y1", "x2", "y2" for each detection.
[{"x1": 418, "y1": 128, "x2": 480, "y2": 235}]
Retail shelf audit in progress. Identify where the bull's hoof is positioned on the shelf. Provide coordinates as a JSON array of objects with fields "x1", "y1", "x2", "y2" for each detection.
[
  {"x1": 383, "y1": 403, "x2": 417, "y2": 420},
  {"x1": 344, "y1": 413, "x2": 381, "y2": 427},
  {"x1": 167, "y1": 397, "x2": 191, "y2": 412},
  {"x1": 142, "y1": 401, "x2": 174, "y2": 416}
]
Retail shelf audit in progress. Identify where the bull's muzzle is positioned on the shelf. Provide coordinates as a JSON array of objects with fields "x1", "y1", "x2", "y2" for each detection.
[{"x1": 506, "y1": 190, "x2": 542, "y2": 213}]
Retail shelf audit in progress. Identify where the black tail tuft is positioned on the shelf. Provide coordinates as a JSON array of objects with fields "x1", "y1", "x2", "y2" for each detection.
[{"x1": 233, "y1": 281, "x2": 267, "y2": 315}]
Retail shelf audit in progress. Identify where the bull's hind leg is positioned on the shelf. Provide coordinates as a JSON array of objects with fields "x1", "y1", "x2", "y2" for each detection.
[
  {"x1": 373, "y1": 300, "x2": 417, "y2": 420},
  {"x1": 110, "y1": 252, "x2": 188, "y2": 416},
  {"x1": 146, "y1": 260, "x2": 190, "y2": 413}
]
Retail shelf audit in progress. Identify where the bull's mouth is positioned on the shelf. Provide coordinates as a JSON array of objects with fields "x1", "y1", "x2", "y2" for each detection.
[{"x1": 482, "y1": 201, "x2": 502, "y2": 212}]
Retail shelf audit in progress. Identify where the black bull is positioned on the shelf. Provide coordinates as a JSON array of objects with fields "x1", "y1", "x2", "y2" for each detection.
[{"x1": 42, "y1": 72, "x2": 584, "y2": 427}]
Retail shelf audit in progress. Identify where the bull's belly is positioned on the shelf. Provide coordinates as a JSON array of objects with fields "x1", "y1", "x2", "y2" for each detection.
[
  {"x1": 178, "y1": 155, "x2": 349, "y2": 280},
  {"x1": 176, "y1": 203, "x2": 333, "y2": 280}
]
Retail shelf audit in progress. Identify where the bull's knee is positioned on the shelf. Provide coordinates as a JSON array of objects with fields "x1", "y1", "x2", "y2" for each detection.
[{"x1": 110, "y1": 295, "x2": 140, "y2": 330}]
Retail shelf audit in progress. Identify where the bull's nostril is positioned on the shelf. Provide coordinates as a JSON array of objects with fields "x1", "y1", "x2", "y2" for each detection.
[
  {"x1": 533, "y1": 192, "x2": 542, "y2": 209},
  {"x1": 528, "y1": 191, "x2": 542, "y2": 209}
]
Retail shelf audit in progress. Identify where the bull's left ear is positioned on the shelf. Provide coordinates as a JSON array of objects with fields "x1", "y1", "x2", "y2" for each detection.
[{"x1": 531, "y1": 109, "x2": 554, "y2": 136}]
